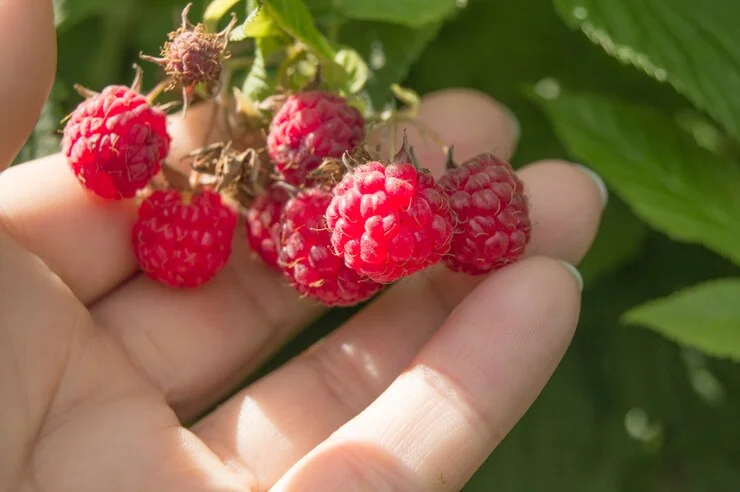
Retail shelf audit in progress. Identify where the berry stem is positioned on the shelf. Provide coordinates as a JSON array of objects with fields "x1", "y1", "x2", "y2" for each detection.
[
  {"x1": 272, "y1": 180, "x2": 300, "y2": 197},
  {"x1": 181, "y1": 3, "x2": 194, "y2": 29},
  {"x1": 73, "y1": 84, "x2": 99, "y2": 100},
  {"x1": 243, "y1": 149, "x2": 264, "y2": 193},
  {"x1": 217, "y1": 13, "x2": 239, "y2": 43},
  {"x1": 388, "y1": 121, "x2": 397, "y2": 161},
  {"x1": 341, "y1": 152, "x2": 356, "y2": 172},
  {"x1": 404, "y1": 117, "x2": 450, "y2": 156},
  {"x1": 393, "y1": 130, "x2": 421, "y2": 169},
  {"x1": 146, "y1": 77, "x2": 174, "y2": 105},
  {"x1": 445, "y1": 145, "x2": 458, "y2": 170},
  {"x1": 156, "y1": 100, "x2": 183, "y2": 114},
  {"x1": 179, "y1": 85, "x2": 202, "y2": 118},
  {"x1": 130, "y1": 64, "x2": 145, "y2": 93},
  {"x1": 139, "y1": 53, "x2": 166, "y2": 67}
]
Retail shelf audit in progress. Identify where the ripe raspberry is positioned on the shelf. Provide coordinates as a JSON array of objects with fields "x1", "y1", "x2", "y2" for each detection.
[
  {"x1": 278, "y1": 187, "x2": 383, "y2": 306},
  {"x1": 62, "y1": 85, "x2": 170, "y2": 199},
  {"x1": 438, "y1": 153, "x2": 531, "y2": 275},
  {"x1": 326, "y1": 161, "x2": 455, "y2": 284},
  {"x1": 141, "y1": 4, "x2": 236, "y2": 95},
  {"x1": 267, "y1": 91, "x2": 365, "y2": 186},
  {"x1": 133, "y1": 189, "x2": 237, "y2": 288},
  {"x1": 245, "y1": 185, "x2": 289, "y2": 270}
]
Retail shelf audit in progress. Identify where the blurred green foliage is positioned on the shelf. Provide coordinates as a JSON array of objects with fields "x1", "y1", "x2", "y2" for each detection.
[{"x1": 26, "y1": 0, "x2": 740, "y2": 489}]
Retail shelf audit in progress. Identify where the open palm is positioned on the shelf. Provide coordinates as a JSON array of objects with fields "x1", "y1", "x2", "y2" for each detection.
[{"x1": 0, "y1": 2, "x2": 606, "y2": 491}]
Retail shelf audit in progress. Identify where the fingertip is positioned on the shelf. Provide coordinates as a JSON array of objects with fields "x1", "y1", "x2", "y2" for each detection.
[
  {"x1": 415, "y1": 88, "x2": 519, "y2": 173},
  {"x1": 573, "y1": 164, "x2": 609, "y2": 206},
  {"x1": 419, "y1": 88, "x2": 520, "y2": 150},
  {"x1": 0, "y1": 0, "x2": 57, "y2": 170},
  {"x1": 556, "y1": 260, "x2": 584, "y2": 293},
  {"x1": 369, "y1": 88, "x2": 520, "y2": 177},
  {"x1": 518, "y1": 160, "x2": 607, "y2": 264}
]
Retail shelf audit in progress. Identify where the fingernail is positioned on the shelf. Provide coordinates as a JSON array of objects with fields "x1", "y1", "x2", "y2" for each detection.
[
  {"x1": 575, "y1": 164, "x2": 608, "y2": 206},
  {"x1": 558, "y1": 260, "x2": 583, "y2": 292}
]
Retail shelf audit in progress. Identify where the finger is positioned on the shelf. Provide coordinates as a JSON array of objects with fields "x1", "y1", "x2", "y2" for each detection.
[
  {"x1": 93, "y1": 88, "x2": 520, "y2": 423},
  {"x1": 271, "y1": 257, "x2": 581, "y2": 491},
  {"x1": 0, "y1": 229, "x2": 94, "y2": 481},
  {"x1": 193, "y1": 158, "x2": 605, "y2": 486},
  {"x1": 0, "y1": 0, "x2": 56, "y2": 171},
  {"x1": 372, "y1": 87, "x2": 520, "y2": 177},
  {"x1": 91, "y1": 234, "x2": 322, "y2": 421},
  {"x1": 519, "y1": 160, "x2": 607, "y2": 264},
  {"x1": 0, "y1": 102, "x2": 226, "y2": 304}
]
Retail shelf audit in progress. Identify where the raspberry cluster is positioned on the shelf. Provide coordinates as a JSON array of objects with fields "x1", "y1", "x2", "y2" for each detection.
[{"x1": 58, "y1": 4, "x2": 531, "y2": 301}]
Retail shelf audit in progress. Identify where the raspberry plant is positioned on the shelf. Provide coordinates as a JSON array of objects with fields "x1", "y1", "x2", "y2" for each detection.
[
  {"x1": 56, "y1": 0, "x2": 532, "y2": 301},
  {"x1": 34, "y1": 0, "x2": 740, "y2": 488}
]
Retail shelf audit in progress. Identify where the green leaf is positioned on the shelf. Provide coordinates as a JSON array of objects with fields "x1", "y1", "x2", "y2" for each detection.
[
  {"x1": 231, "y1": 5, "x2": 280, "y2": 40},
  {"x1": 536, "y1": 90, "x2": 740, "y2": 265},
  {"x1": 553, "y1": 0, "x2": 740, "y2": 142},
  {"x1": 333, "y1": 0, "x2": 458, "y2": 28},
  {"x1": 340, "y1": 20, "x2": 443, "y2": 108},
  {"x1": 204, "y1": 0, "x2": 242, "y2": 30},
  {"x1": 242, "y1": 36, "x2": 284, "y2": 101},
  {"x1": 624, "y1": 278, "x2": 740, "y2": 361},
  {"x1": 262, "y1": 0, "x2": 336, "y2": 60},
  {"x1": 332, "y1": 48, "x2": 370, "y2": 94}
]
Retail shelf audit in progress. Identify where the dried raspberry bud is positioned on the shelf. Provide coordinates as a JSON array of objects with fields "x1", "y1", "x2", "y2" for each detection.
[
  {"x1": 141, "y1": 3, "x2": 237, "y2": 103},
  {"x1": 132, "y1": 189, "x2": 237, "y2": 288},
  {"x1": 62, "y1": 74, "x2": 170, "y2": 200},
  {"x1": 278, "y1": 187, "x2": 384, "y2": 306},
  {"x1": 438, "y1": 153, "x2": 531, "y2": 274}
]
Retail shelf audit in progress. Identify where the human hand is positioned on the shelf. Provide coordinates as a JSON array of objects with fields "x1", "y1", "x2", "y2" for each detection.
[{"x1": 0, "y1": 2, "x2": 607, "y2": 490}]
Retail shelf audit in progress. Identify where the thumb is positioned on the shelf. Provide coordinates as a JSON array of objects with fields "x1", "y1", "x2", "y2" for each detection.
[{"x1": 0, "y1": 0, "x2": 57, "y2": 172}]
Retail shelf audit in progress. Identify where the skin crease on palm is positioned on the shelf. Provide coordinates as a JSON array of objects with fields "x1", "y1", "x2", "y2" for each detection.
[{"x1": 0, "y1": 1, "x2": 608, "y2": 491}]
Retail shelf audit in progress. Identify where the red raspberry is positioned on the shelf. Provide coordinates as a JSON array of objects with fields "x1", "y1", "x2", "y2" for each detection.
[
  {"x1": 267, "y1": 91, "x2": 365, "y2": 186},
  {"x1": 326, "y1": 161, "x2": 455, "y2": 284},
  {"x1": 278, "y1": 187, "x2": 383, "y2": 306},
  {"x1": 62, "y1": 85, "x2": 170, "y2": 200},
  {"x1": 438, "y1": 153, "x2": 531, "y2": 274},
  {"x1": 132, "y1": 189, "x2": 237, "y2": 288},
  {"x1": 245, "y1": 185, "x2": 289, "y2": 270}
]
